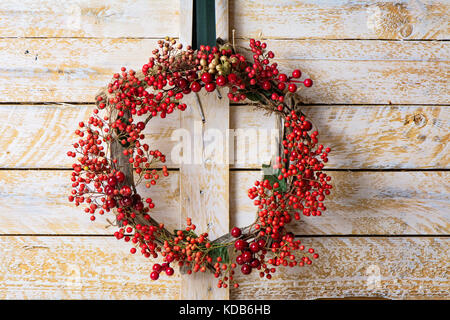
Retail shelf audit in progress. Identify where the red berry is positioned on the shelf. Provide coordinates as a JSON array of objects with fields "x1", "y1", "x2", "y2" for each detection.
[
  {"x1": 165, "y1": 267, "x2": 174, "y2": 276},
  {"x1": 242, "y1": 251, "x2": 252, "y2": 263},
  {"x1": 201, "y1": 73, "x2": 212, "y2": 84},
  {"x1": 249, "y1": 242, "x2": 260, "y2": 253},
  {"x1": 205, "y1": 82, "x2": 216, "y2": 92},
  {"x1": 227, "y1": 73, "x2": 237, "y2": 83},
  {"x1": 302, "y1": 120, "x2": 312, "y2": 131},
  {"x1": 177, "y1": 78, "x2": 188, "y2": 89},
  {"x1": 107, "y1": 176, "x2": 117, "y2": 187},
  {"x1": 153, "y1": 264, "x2": 162, "y2": 273},
  {"x1": 304, "y1": 78, "x2": 313, "y2": 87},
  {"x1": 250, "y1": 259, "x2": 260, "y2": 268},
  {"x1": 278, "y1": 74, "x2": 288, "y2": 82},
  {"x1": 136, "y1": 122, "x2": 145, "y2": 131},
  {"x1": 116, "y1": 171, "x2": 125, "y2": 182},
  {"x1": 120, "y1": 185, "x2": 132, "y2": 197},
  {"x1": 106, "y1": 199, "x2": 116, "y2": 208},
  {"x1": 235, "y1": 255, "x2": 244, "y2": 265},
  {"x1": 191, "y1": 81, "x2": 201, "y2": 92},
  {"x1": 292, "y1": 69, "x2": 301, "y2": 78},
  {"x1": 241, "y1": 264, "x2": 252, "y2": 275},
  {"x1": 150, "y1": 271, "x2": 159, "y2": 280},
  {"x1": 262, "y1": 81, "x2": 271, "y2": 90},
  {"x1": 257, "y1": 239, "x2": 266, "y2": 248},
  {"x1": 216, "y1": 75, "x2": 226, "y2": 86},
  {"x1": 234, "y1": 239, "x2": 248, "y2": 251},
  {"x1": 288, "y1": 83, "x2": 297, "y2": 93},
  {"x1": 231, "y1": 227, "x2": 241, "y2": 238}
]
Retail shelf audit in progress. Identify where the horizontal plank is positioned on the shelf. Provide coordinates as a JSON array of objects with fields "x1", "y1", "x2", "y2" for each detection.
[
  {"x1": 0, "y1": 236, "x2": 446, "y2": 299},
  {"x1": 275, "y1": 59, "x2": 449, "y2": 104},
  {"x1": 0, "y1": 0, "x2": 179, "y2": 38},
  {"x1": 298, "y1": 105, "x2": 450, "y2": 169},
  {"x1": 0, "y1": 38, "x2": 159, "y2": 103},
  {"x1": 0, "y1": 170, "x2": 448, "y2": 235},
  {"x1": 231, "y1": 237, "x2": 449, "y2": 299},
  {"x1": 230, "y1": 0, "x2": 449, "y2": 40},
  {"x1": 0, "y1": 236, "x2": 180, "y2": 299},
  {"x1": 0, "y1": 104, "x2": 181, "y2": 169},
  {"x1": 236, "y1": 39, "x2": 450, "y2": 62},
  {"x1": 1, "y1": 104, "x2": 447, "y2": 169},
  {"x1": 0, "y1": 104, "x2": 276, "y2": 169},
  {"x1": 0, "y1": 170, "x2": 181, "y2": 235},
  {"x1": 0, "y1": 39, "x2": 448, "y2": 104},
  {"x1": 231, "y1": 171, "x2": 450, "y2": 235}
]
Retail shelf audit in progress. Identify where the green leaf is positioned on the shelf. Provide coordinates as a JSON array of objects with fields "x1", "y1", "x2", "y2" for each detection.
[
  {"x1": 262, "y1": 164, "x2": 287, "y2": 192},
  {"x1": 208, "y1": 246, "x2": 230, "y2": 264},
  {"x1": 245, "y1": 92, "x2": 263, "y2": 102}
]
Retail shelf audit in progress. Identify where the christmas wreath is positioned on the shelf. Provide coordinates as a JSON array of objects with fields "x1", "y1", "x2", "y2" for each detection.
[{"x1": 67, "y1": 37, "x2": 332, "y2": 289}]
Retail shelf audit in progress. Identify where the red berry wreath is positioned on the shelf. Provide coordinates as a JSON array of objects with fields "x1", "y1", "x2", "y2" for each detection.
[{"x1": 67, "y1": 37, "x2": 332, "y2": 289}]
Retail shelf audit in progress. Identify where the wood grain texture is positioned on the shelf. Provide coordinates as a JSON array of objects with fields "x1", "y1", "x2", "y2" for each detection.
[
  {"x1": 236, "y1": 39, "x2": 450, "y2": 62},
  {"x1": 2, "y1": 104, "x2": 446, "y2": 169},
  {"x1": 0, "y1": 38, "x2": 448, "y2": 103},
  {"x1": 230, "y1": 0, "x2": 450, "y2": 40},
  {"x1": 0, "y1": 170, "x2": 180, "y2": 235},
  {"x1": 0, "y1": 104, "x2": 180, "y2": 169},
  {"x1": 0, "y1": 0, "x2": 179, "y2": 38},
  {"x1": 0, "y1": 170, "x2": 448, "y2": 235},
  {"x1": 179, "y1": 92, "x2": 230, "y2": 299},
  {"x1": 231, "y1": 171, "x2": 450, "y2": 235},
  {"x1": 0, "y1": 38, "x2": 160, "y2": 103},
  {"x1": 0, "y1": 236, "x2": 180, "y2": 299},
  {"x1": 231, "y1": 237, "x2": 450, "y2": 300},
  {"x1": 0, "y1": 236, "x2": 447, "y2": 299},
  {"x1": 274, "y1": 59, "x2": 449, "y2": 105}
]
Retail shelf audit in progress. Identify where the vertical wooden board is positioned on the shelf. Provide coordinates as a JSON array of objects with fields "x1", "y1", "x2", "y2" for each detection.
[
  {"x1": 215, "y1": 0, "x2": 229, "y2": 41},
  {"x1": 0, "y1": 236, "x2": 180, "y2": 299},
  {"x1": 0, "y1": 0, "x2": 180, "y2": 37},
  {"x1": 230, "y1": 0, "x2": 450, "y2": 40},
  {"x1": 178, "y1": 1, "x2": 230, "y2": 300},
  {"x1": 179, "y1": 92, "x2": 230, "y2": 299},
  {"x1": 231, "y1": 237, "x2": 450, "y2": 300},
  {"x1": 179, "y1": 0, "x2": 193, "y2": 45}
]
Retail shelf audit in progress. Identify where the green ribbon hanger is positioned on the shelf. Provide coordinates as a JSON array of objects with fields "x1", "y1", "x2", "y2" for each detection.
[{"x1": 192, "y1": 0, "x2": 216, "y2": 50}]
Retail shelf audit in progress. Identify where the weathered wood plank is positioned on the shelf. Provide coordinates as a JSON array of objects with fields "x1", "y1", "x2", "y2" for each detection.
[
  {"x1": 0, "y1": 236, "x2": 180, "y2": 299},
  {"x1": 0, "y1": 38, "x2": 159, "y2": 103},
  {"x1": 0, "y1": 236, "x2": 446, "y2": 299},
  {"x1": 236, "y1": 39, "x2": 450, "y2": 62},
  {"x1": 179, "y1": 92, "x2": 230, "y2": 300},
  {"x1": 1, "y1": 104, "x2": 447, "y2": 169},
  {"x1": 0, "y1": 0, "x2": 179, "y2": 38},
  {"x1": 231, "y1": 171, "x2": 450, "y2": 235},
  {"x1": 0, "y1": 170, "x2": 448, "y2": 235},
  {"x1": 231, "y1": 237, "x2": 450, "y2": 300},
  {"x1": 0, "y1": 170, "x2": 180, "y2": 235},
  {"x1": 230, "y1": 0, "x2": 450, "y2": 40},
  {"x1": 0, "y1": 38, "x2": 448, "y2": 103},
  {"x1": 275, "y1": 59, "x2": 449, "y2": 105},
  {"x1": 0, "y1": 104, "x2": 180, "y2": 169}
]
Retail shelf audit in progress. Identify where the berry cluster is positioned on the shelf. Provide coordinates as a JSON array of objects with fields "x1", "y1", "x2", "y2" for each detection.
[{"x1": 67, "y1": 37, "x2": 331, "y2": 289}]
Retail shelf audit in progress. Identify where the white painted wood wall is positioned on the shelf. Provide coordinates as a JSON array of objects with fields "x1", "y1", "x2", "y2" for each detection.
[{"x1": 0, "y1": 0, "x2": 448, "y2": 300}]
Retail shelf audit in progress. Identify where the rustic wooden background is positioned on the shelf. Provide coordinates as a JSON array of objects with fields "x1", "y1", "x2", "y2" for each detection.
[{"x1": 0, "y1": 0, "x2": 448, "y2": 299}]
